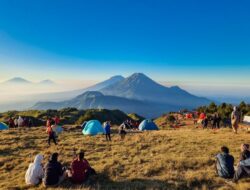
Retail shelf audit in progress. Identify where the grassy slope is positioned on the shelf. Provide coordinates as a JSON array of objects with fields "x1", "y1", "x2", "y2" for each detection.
[{"x1": 0, "y1": 126, "x2": 250, "y2": 190}]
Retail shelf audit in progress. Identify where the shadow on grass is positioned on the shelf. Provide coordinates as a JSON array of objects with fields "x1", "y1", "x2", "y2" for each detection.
[{"x1": 54, "y1": 172, "x2": 217, "y2": 190}]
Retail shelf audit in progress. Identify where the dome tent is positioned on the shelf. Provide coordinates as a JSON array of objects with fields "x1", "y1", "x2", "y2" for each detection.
[
  {"x1": 52, "y1": 125, "x2": 63, "y2": 135},
  {"x1": 0, "y1": 122, "x2": 9, "y2": 130},
  {"x1": 139, "y1": 119, "x2": 159, "y2": 131},
  {"x1": 82, "y1": 120, "x2": 105, "y2": 136}
]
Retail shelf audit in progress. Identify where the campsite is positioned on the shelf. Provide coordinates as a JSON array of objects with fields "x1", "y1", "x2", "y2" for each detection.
[
  {"x1": 0, "y1": 105, "x2": 250, "y2": 190},
  {"x1": 1, "y1": 0, "x2": 250, "y2": 189}
]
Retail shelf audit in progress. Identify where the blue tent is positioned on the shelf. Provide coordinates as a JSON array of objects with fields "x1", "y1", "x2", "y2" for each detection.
[
  {"x1": 52, "y1": 125, "x2": 63, "y2": 134},
  {"x1": 0, "y1": 122, "x2": 9, "y2": 130},
  {"x1": 82, "y1": 120, "x2": 105, "y2": 136},
  {"x1": 139, "y1": 119, "x2": 159, "y2": 131}
]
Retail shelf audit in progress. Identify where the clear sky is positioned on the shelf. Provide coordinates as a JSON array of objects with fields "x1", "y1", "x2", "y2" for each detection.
[{"x1": 0, "y1": 0, "x2": 250, "y2": 97}]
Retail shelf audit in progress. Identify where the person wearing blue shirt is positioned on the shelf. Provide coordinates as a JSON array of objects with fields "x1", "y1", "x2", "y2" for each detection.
[{"x1": 104, "y1": 121, "x2": 111, "y2": 141}]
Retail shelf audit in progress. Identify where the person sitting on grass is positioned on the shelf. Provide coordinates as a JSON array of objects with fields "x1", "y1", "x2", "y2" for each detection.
[
  {"x1": 43, "y1": 153, "x2": 65, "y2": 187},
  {"x1": 25, "y1": 154, "x2": 44, "y2": 186},
  {"x1": 215, "y1": 146, "x2": 235, "y2": 179},
  {"x1": 234, "y1": 144, "x2": 250, "y2": 182},
  {"x1": 239, "y1": 144, "x2": 250, "y2": 162},
  {"x1": 67, "y1": 150, "x2": 96, "y2": 184}
]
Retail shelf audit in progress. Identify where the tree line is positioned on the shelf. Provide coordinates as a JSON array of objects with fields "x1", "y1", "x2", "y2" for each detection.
[{"x1": 196, "y1": 101, "x2": 250, "y2": 120}]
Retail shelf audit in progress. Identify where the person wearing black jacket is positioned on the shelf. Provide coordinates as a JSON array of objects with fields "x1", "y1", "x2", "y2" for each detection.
[{"x1": 43, "y1": 153, "x2": 65, "y2": 187}]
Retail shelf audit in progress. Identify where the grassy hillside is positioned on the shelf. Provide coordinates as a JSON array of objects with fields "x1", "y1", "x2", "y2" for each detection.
[{"x1": 0, "y1": 126, "x2": 249, "y2": 190}]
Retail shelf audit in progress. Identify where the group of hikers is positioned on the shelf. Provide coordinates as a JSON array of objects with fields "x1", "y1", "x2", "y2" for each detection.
[
  {"x1": 197, "y1": 106, "x2": 241, "y2": 133},
  {"x1": 25, "y1": 150, "x2": 96, "y2": 187},
  {"x1": 216, "y1": 144, "x2": 250, "y2": 182},
  {"x1": 8, "y1": 116, "x2": 33, "y2": 128}
]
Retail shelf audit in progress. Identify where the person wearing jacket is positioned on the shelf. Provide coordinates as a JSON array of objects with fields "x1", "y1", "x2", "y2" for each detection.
[
  {"x1": 104, "y1": 121, "x2": 111, "y2": 141},
  {"x1": 25, "y1": 154, "x2": 44, "y2": 186},
  {"x1": 234, "y1": 158, "x2": 250, "y2": 182},
  {"x1": 234, "y1": 144, "x2": 250, "y2": 182},
  {"x1": 215, "y1": 146, "x2": 235, "y2": 179},
  {"x1": 43, "y1": 153, "x2": 64, "y2": 187},
  {"x1": 46, "y1": 125, "x2": 57, "y2": 146},
  {"x1": 67, "y1": 151, "x2": 94, "y2": 184}
]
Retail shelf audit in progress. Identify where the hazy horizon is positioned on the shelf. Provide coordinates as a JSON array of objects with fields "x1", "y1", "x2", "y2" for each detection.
[{"x1": 0, "y1": 0, "x2": 250, "y2": 108}]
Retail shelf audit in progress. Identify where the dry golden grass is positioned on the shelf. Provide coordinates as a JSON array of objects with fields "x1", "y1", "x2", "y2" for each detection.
[{"x1": 0, "y1": 126, "x2": 250, "y2": 190}]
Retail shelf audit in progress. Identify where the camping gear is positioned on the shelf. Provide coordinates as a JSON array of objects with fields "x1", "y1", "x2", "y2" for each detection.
[
  {"x1": 52, "y1": 125, "x2": 63, "y2": 134},
  {"x1": 82, "y1": 120, "x2": 105, "y2": 135},
  {"x1": 139, "y1": 119, "x2": 159, "y2": 131},
  {"x1": 0, "y1": 122, "x2": 9, "y2": 130}
]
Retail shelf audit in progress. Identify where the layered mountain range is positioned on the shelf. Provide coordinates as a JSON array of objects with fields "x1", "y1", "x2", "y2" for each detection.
[{"x1": 32, "y1": 73, "x2": 211, "y2": 118}]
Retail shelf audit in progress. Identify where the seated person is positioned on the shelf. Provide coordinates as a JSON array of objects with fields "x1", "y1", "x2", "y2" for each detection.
[
  {"x1": 67, "y1": 151, "x2": 95, "y2": 184},
  {"x1": 25, "y1": 154, "x2": 44, "y2": 186},
  {"x1": 215, "y1": 146, "x2": 234, "y2": 179},
  {"x1": 43, "y1": 153, "x2": 65, "y2": 187},
  {"x1": 239, "y1": 144, "x2": 250, "y2": 162},
  {"x1": 234, "y1": 144, "x2": 250, "y2": 182}
]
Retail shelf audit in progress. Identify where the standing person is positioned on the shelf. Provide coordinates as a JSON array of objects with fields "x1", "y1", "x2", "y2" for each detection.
[
  {"x1": 212, "y1": 113, "x2": 221, "y2": 129},
  {"x1": 46, "y1": 125, "x2": 57, "y2": 146},
  {"x1": 25, "y1": 154, "x2": 44, "y2": 186},
  {"x1": 8, "y1": 117, "x2": 15, "y2": 128},
  {"x1": 28, "y1": 118, "x2": 33, "y2": 128},
  {"x1": 231, "y1": 106, "x2": 240, "y2": 134},
  {"x1": 67, "y1": 150, "x2": 95, "y2": 184},
  {"x1": 17, "y1": 116, "x2": 24, "y2": 127},
  {"x1": 54, "y1": 116, "x2": 60, "y2": 125},
  {"x1": 46, "y1": 117, "x2": 51, "y2": 128},
  {"x1": 212, "y1": 114, "x2": 217, "y2": 129},
  {"x1": 23, "y1": 117, "x2": 28, "y2": 127},
  {"x1": 215, "y1": 146, "x2": 235, "y2": 179},
  {"x1": 14, "y1": 117, "x2": 18, "y2": 128},
  {"x1": 202, "y1": 117, "x2": 208, "y2": 129},
  {"x1": 104, "y1": 121, "x2": 111, "y2": 141},
  {"x1": 43, "y1": 153, "x2": 65, "y2": 187},
  {"x1": 119, "y1": 125, "x2": 126, "y2": 140},
  {"x1": 216, "y1": 113, "x2": 221, "y2": 129}
]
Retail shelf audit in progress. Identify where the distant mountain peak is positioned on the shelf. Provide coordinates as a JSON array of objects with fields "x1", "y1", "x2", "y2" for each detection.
[
  {"x1": 75, "y1": 91, "x2": 104, "y2": 99},
  {"x1": 170, "y1": 85, "x2": 181, "y2": 90},
  {"x1": 39, "y1": 79, "x2": 55, "y2": 85},
  {"x1": 130, "y1": 73, "x2": 149, "y2": 79},
  {"x1": 109, "y1": 75, "x2": 124, "y2": 80},
  {"x1": 4, "y1": 77, "x2": 31, "y2": 84}
]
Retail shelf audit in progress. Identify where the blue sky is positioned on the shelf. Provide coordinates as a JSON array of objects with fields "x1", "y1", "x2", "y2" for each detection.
[{"x1": 0, "y1": 0, "x2": 250, "y2": 96}]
